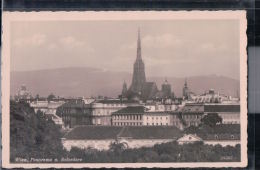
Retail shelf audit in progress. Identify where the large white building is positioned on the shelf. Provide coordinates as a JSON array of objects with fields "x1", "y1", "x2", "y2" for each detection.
[{"x1": 62, "y1": 126, "x2": 182, "y2": 151}]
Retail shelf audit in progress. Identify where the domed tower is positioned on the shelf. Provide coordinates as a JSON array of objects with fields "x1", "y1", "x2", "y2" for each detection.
[
  {"x1": 162, "y1": 79, "x2": 172, "y2": 98},
  {"x1": 183, "y1": 79, "x2": 190, "y2": 100}
]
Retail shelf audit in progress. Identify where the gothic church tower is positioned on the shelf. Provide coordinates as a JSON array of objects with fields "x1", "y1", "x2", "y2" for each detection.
[{"x1": 130, "y1": 29, "x2": 146, "y2": 94}]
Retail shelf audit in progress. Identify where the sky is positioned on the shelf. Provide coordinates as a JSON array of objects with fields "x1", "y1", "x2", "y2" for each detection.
[{"x1": 11, "y1": 19, "x2": 240, "y2": 79}]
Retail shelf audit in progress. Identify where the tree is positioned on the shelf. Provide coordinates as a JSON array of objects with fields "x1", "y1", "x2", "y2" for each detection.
[
  {"x1": 201, "y1": 113, "x2": 222, "y2": 127},
  {"x1": 10, "y1": 101, "x2": 65, "y2": 162}
]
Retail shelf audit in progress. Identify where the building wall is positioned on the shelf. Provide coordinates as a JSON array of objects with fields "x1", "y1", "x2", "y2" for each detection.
[
  {"x1": 112, "y1": 114, "x2": 143, "y2": 126},
  {"x1": 92, "y1": 116, "x2": 112, "y2": 126},
  {"x1": 170, "y1": 114, "x2": 184, "y2": 129},
  {"x1": 145, "y1": 104, "x2": 177, "y2": 112},
  {"x1": 182, "y1": 114, "x2": 202, "y2": 127},
  {"x1": 91, "y1": 101, "x2": 138, "y2": 125},
  {"x1": 62, "y1": 139, "x2": 114, "y2": 151},
  {"x1": 206, "y1": 112, "x2": 240, "y2": 124},
  {"x1": 62, "y1": 138, "x2": 175, "y2": 151},
  {"x1": 118, "y1": 139, "x2": 174, "y2": 149},
  {"x1": 143, "y1": 114, "x2": 171, "y2": 126}
]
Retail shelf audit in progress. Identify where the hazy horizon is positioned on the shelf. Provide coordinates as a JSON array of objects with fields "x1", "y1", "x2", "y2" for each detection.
[
  {"x1": 10, "y1": 66, "x2": 240, "y2": 81},
  {"x1": 11, "y1": 20, "x2": 240, "y2": 80}
]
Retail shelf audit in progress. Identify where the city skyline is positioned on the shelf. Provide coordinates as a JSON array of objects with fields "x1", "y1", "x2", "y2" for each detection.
[{"x1": 11, "y1": 20, "x2": 240, "y2": 80}]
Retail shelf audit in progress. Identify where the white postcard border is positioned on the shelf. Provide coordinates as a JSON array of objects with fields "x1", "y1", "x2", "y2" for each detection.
[{"x1": 2, "y1": 11, "x2": 248, "y2": 168}]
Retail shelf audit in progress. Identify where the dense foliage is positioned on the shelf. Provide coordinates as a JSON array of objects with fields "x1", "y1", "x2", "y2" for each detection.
[
  {"x1": 67, "y1": 142, "x2": 240, "y2": 162},
  {"x1": 201, "y1": 113, "x2": 223, "y2": 127},
  {"x1": 10, "y1": 101, "x2": 65, "y2": 162}
]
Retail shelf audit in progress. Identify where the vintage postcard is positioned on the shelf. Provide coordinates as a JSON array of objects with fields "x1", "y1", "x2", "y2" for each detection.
[{"x1": 2, "y1": 11, "x2": 247, "y2": 168}]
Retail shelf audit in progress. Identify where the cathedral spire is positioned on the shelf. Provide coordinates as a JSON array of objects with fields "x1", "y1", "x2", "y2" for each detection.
[
  {"x1": 129, "y1": 28, "x2": 146, "y2": 94},
  {"x1": 184, "y1": 78, "x2": 188, "y2": 88},
  {"x1": 136, "y1": 28, "x2": 142, "y2": 61}
]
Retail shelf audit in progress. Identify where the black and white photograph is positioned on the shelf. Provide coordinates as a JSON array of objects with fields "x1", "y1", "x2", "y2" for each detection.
[{"x1": 2, "y1": 11, "x2": 247, "y2": 168}]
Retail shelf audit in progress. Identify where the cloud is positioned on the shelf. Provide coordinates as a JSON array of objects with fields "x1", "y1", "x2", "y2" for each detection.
[
  {"x1": 14, "y1": 33, "x2": 46, "y2": 47},
  {"x1": 59, "y1": 36, "x2": 85, "y2": 48},
  {"x1": 143, "y1": 34, "x2": 183, "y2": 48}
]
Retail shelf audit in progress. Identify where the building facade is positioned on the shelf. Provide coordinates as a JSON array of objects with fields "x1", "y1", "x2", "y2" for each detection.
[
  {"x1": 56, "y1": 99, "x2": 92, "y2": 128},
  {"x1": 143, "y1": 112, "x2": 171, "y2": 126},
  {"x1": 112, "y1": 106, "x2": 144, "y2": 126},
  {"x1": 204, "y1": 104, "x2": 240, "y2": 124},
  {"x1": 91, "y1": 99, "x2": 139, "y2": 126}
]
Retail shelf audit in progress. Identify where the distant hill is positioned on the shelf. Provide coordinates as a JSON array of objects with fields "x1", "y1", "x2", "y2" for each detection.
[{"x1": 11, "y1": 67, "x2": 239, "y2": 98}]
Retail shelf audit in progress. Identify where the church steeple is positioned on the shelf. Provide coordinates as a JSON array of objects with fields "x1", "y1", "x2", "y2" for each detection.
[
  {"x1": 130, "y1": 28, "x2": 146, "y2": 94},
  {"x1": 121, "y1": 80, "x2": 128, "y2": 97},
  {"x1": 184, "y1": 78, "x2": 188, "y2": 88},
  {"x1": 136, "y1": 28, "x2": 142, "y2": 61}
]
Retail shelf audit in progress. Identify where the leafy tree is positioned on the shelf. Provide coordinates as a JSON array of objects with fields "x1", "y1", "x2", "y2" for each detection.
[
  {"x1": 10, "y1": 101, "x2": 66, "y2": 162},
  {"x1": 201, "y1": 113, "x2": 222, "y2": 127}
]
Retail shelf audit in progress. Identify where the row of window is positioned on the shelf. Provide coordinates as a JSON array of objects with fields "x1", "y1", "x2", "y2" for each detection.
[
  {"x1": 146, "y1": 123, "x2": 169, "y2": 126},
  {"x1": 113, "y1": 122, "x2": 142, "y2": 126},
  {"x1": 113, "y1": 115, "x2": 142, "y2": 120},
  {"x1": 103, "y1": 104, "x2": 126, "y2": 107},
  {"x1": 182, "y1": 115, "x2": 201, "y2": 119},
  {"x1": 145, "y1": 116, "x2": 168, "y2": 120}
]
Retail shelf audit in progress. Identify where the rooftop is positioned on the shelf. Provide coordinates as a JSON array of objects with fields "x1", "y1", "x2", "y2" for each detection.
[
  {"x1": 64, "y1": 126, "x2": 183, "y2": 140},
  {"x1": 113, "y1": 106, "x2": 146, "y2": 114},
  {"x1": 204, "y1": 104, "x2": 240, "y2": 112},
  {"x1": 95, "y1": 99, "x2": 139, "y2": 104}
]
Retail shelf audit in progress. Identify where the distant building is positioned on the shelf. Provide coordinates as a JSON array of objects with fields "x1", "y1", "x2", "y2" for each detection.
[
  {"x1": 14, "y1": 85, "x2": 32, "y2": 101},
  {"x1": 144, "y1": 99, "x2": 178, "y2": 112},
  {"x1": 62, "y1": 126, "x2": 182, "y2": 151},
  {"x1": 121, "y1": 81, "x2": 128, "y2": 98},
  {"x1": 191, "y1": 89, "x2": 239, "y2": 104},
  {"x1": 161, "y1": 79, "x2": 173, "y2": 98},
  {"x1": 180, "y1": 104, "x2": 204, "y2": 127},
  {"x1": 143, "y1": 112, "x2": 171, "y2": 126},
  {"x1": 177, "y1": 134, "x2": 202, "y2": 145},
  {"x1": 204, "y1": 104, "x2": 240, "y2": 124},
  {"x1": 182, "y1": 79, "x2": 192, "y2": 100},
  {"x1": 177, "y1": 124, "x2": 240, "y2": 147},
  {"x1": 56, "y1": 99, "x2": 92, "y2": 128},
  {"x1": 127, "y1": 29, "x2": 147, "y2": 98},
  {"x1": 112, "y1": 106, "x2": 145, "y2": 126},
  {"x1": 91, "y1": 99, "x2": 139, "y2": 126},
  {"x1": 125, "y1": 29, "x2": 174, "y2": 101}
]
